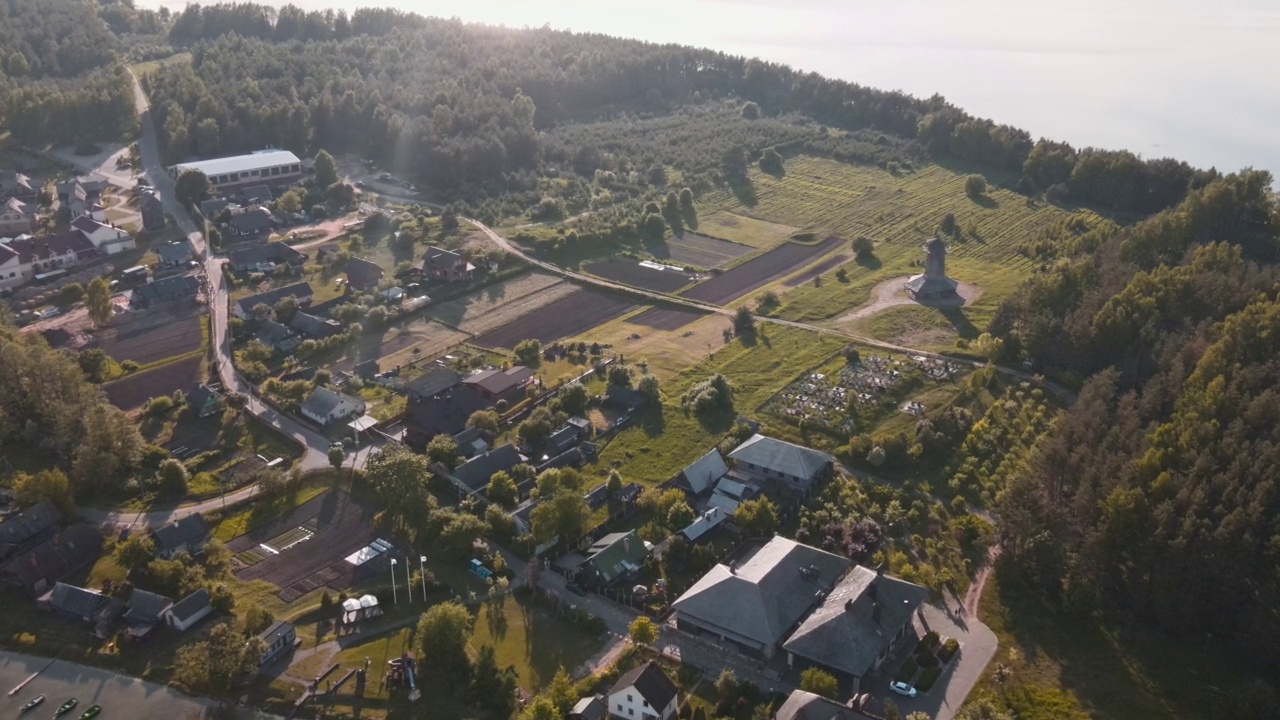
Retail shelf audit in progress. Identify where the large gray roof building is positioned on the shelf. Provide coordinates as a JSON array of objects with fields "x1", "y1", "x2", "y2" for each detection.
[
  {"x1": 672, "y1": 536, "x2": 850, "y2": 658},
  {"x1": 170, "y1": 150, "x2": 303, "y2": 193},
  {"x1": 728, "y1": 434, "x2": 833, "y2": 493}
]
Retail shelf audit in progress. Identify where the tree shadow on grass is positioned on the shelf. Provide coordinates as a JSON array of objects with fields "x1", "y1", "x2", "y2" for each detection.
[
  {"x1": 968, "y1": 193, "x2": 999, "y2": 209},
  {"x1": 727, "y1": 176, "x2": 758, "y2": 207},
  {"x1": 855, "y1": 253, "x2": 883, "y2": 271},
  {"x1": 638, "y1": 405, "x2": 666, "y2": 439}
]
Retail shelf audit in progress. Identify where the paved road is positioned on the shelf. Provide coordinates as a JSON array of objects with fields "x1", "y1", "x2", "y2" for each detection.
[
  {"x1": 77, "y1": 75, "x2": 371, "y2": 531},
  {"x1": 0, "y1": 651, "x2": 270, "y2": 720}
]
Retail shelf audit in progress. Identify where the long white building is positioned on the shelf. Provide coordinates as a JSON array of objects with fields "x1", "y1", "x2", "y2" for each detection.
[{"x1": 169, "y1": 150, "x2": 304, "y2": 193}]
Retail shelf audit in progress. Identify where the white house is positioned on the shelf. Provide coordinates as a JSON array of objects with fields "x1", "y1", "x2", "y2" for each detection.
[
  {"x1": 165, "y1": 588, "x2": 213, "y2": 632},
  {"x1": 0, "y1": 244, "x2": 24, "y2": 292},
  {"x1": 607, "y1": 661, "x2": 679, "y2": 720},
  {"x1": 0, "y1": 198, "x2": 36, "y2": 236},
  {"x1": 71, "y1": 216, "x2": 135, "y2": 255},
  {"x1": 300, "y1": 387, "x2": 366, "y2": 426},
  {"x1": 727, "y1": 434, "x2": 833, "y2": 495}
]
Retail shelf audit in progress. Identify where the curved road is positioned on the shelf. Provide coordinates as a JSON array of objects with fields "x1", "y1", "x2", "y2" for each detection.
[{"x1": 80, "y1": 74, "x2": 369, "y2": 530}]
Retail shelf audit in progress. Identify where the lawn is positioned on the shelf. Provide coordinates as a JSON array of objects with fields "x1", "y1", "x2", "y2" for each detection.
[
  {"x1": 131, "y1": 52, "x2": 192, "y2": 77},
  {"x1": 694, "y1": 210, "x2": 800, "y2": 249},
  {"x1": 595, "y1": 324, "x2": 844, "y2": 485},
  {"x1": 696, "y1": 156, "x2": 1096, "y2": 325},
  {"x1": 208, "y1": 469, "x2": 341, "y2": 544},
  {"x1": 969, "y1": 565, "x2": 1263, "y2": 720}
]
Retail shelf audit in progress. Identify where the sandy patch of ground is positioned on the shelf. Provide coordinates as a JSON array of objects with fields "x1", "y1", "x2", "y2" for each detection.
[{"x1": 835, "y1": 275, "x2": 983, "y2": 325}]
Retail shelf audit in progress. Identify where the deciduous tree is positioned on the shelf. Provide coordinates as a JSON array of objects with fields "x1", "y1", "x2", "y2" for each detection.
[
  {"x1": 417, "y1": 600, "x2": 474, "y2": 675},
  {"x1": 799, "y1": 667, "x2": 838, "y2": 699},
  {"x1": 85, "y1": 277, "x2": 112, "y2": 327},
  {"x1": 629, "y1": 616, "x2": 657, "y2": 645},
  {"x1": 313, "y1": 149, "x2": 339, "y2": 187},
  {"x1": 174, "y1": 169, "x2": 211, "y2": 207}
]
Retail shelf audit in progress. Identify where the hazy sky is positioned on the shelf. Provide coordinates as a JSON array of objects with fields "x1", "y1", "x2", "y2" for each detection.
[{"x1": 137, "y1": 0, "x2": 1280, "y2": 177}]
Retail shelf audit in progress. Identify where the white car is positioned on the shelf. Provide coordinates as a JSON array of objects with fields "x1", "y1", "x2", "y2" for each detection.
[{"x1": 889, "y1": 681, "x2": 917, "y2": 698}]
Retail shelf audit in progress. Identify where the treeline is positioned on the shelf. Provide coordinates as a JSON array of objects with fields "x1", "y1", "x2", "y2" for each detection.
[
  {"x1": 146, "y1": 2, "x2": 1213, "y2": 220},
  {"x1": 0, "y1": 0, "x2": 119, "y2": 78},
  {"x1": 3, "y1": 63, "x2": 138, "y2": 144},
  {"x1": 989, "y1": 171, "x2": 1280, "y2": 676}
]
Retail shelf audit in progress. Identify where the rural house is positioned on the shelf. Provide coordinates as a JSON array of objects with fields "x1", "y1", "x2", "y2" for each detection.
[
  {"x1": 38, "y1": 582, "x2": 108, "y2": 624},
  {"x1": 187, "y1": 384, "x2": 222, "y2": 418},
  {"x1": 0, "y1": 197, "x2": 37, "y2": 236},
  {"x1": 452, "y1": 426, "x2": 491, "y2": 459},
  {"x1": 228, "y1": 207, "x2": 274, "y2": 242},
  {"x1": 570, "y1": 695, "x2": 607, "y2": 720},
  {"x1": 254, "y1": 320, "x2": 300, "y2": 353},
  {"x1": 405, "y1": 384, "x2": 487, "y2": 450},
  {"x1": 672, "y1": 536, "x2": 850, "y2": 659},
  {"x1": 227, "y1": 242, "x2": 306, "y2": 272},
  {"x1": 1, "y1": 524, "x2": 104, "y2": 596},
  {"x1": 165, "y1": 588, "x2": 213, "y2": 632},
  {"x1": 673, "y1": 448, "x2": 729, "y2": 495},
  {"x1": 773, "y1": 690, "x2": 879, "y2": 720},
  {"x1": 421, "y1": 246, "x2": 475, "y2": 282},
  {"x1": 578, "y1": 531, "x2": 650, "y2": 590},
  {"x1": 239, "y1": 184, "x2": 273, "y2": 205},
  {"x1": 451, "y1": 443, "x2": 524, "y2": 492},
  {"x1": 728, "y1": 434, "x2": 833, "y2": 495},
  {"x1": 0, "y1": 500, "x2": 63, "y2": 563},
  {"x1": 0, "y1": 245, "x2": 23, "y2": 292},
  {"x1": 5, "y1": 231, "x2": 98, "y2": 281},
  {"x1": 463, "y1": 366, "x2": 536, "y2": 405},
  {"x1": 155, "y1": 239, "x2": 194, "y2": 267},
  {"x1": 258, "y1": 620, "x2": 298, "y2": 665},
  {"x1": 130, "y1": 274, "x2": 199, "y2": 309},
  {"x1": 289, "y1": 311, "x2": 343, "y2": 339},
  {"x1": 406, "y1": 365, "x2": 462, "y2": 402},
  {"x1": 300, "y1": 387, "x2": 366, "y2": 426},
  {"x1": 140, "y1": 190, "x2": 165, "y2": 232},
  {"x1": 122, "y1": 588, "x2": 174, "y2": 640},
  {"x1": 55, "y1": 174, "x2": 106, "y2": 203},
  {"x1": 345, "y1": 257, "x2": 384, "y2": 290},
  {"x1": 606, "y1": 661, "x2": 679, "y2": 720},
  {"x1": 679, "y1": 507, "x2": 728, "y2": 544},
  {"x1": 1, "y1": 172, "x2": 37, "y2": 202},
  {"x1": 71, "y1": 216, "x2": 135, "y2": 255},
  {"x1": 152, "y1": 515, "x2": 211, "y2": 559},
  {"x1": 782, "y1": 566, "x2": 927, "y2": 692},
  {"x1": 235, "y1": 282, "x2": 313, "y2": 319}
]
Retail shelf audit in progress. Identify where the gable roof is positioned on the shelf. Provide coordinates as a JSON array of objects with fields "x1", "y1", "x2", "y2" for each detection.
[
  {"x1": 774, "y1": 690, "x2": 877, "y2": 720},
  {"x1": 346, "y1": 257, "x2": 384, "y2": 288},
  {"x1": 187, "y1": 384, "x2": 219, "y2": 409},
  {"x1": 679, "y1": 448, "x2": 729, "y2": 494},
  {"x1": 454, "y1": 443, "x2": 523, "y2": 491},
  {"x1": 302, "y1": 386, "x2": 360, "y2": 417},
  {"x1": 254, "y1": 319, "x2": 295, "y2": 346},
  {"x1": 41, "y1": 582, "x2": 106, "y2": 618},
  {"x1": 6, "y1": 197, "x2": 35, "y2": 215},
  {"x1": 463, "y1": 366, "x2": 535, "y2": 395},
  {"x1": 7, "y1": 232, "x2": 96, "y2": 263},
  {"x1": 230, "y1": 207, "x2": 273, "y2": 234},
  {"x1": 259, "y1": 619, "x2": 296, "y2": 645},
  {"x1": 0, "y1": 244, "x2": 18, "y2": 268},
  {"x1": 0, "y1": 500, "x2": 62, "y2": 552},
  {"x1": 423, "y1": 245, "x2": 465, "y2": 269},
  {"x1": 570, "y1": 695, "x2": 606, "y2": 720},
  {"x1": 156, "y1": 240, "x2": 193, "y2": 264},
  {"x1": 6, "y1": 524, "x2": 104, "y2": 591},
  {"x1": 672, "y1": 537, "x2": 850, "y2": 650},
  {"x1": 71, "y1": 215, "x2": 124, "y2": 237},
  {"x1": 407, "y1": 366, "x2": 462, "y2": 399},
  {"x1": 173, "y1": 150, "x2": 301, "y2": 178},
  {"x1": 729, "y1": 434, "x2": 832, "y2": 481},
  {"x1": 782, "y1": 566, "x2": 928, "y2": 678},
  {"x1": 289, "y1": 311, "x2": 343, "y2": 338},
  {"x1": 124, "y1": 588, "x2": 174, "y2": 625},
  {"x1": 131, "y1": 274, "x2": 199, "y2": 304},
  {"x1": 227, "y1": 241, "x2": 305, "y2": 267},
  {"x1": 406, "y1": 384, "x2": 488, "y2": 443},
  {"x1": 608, "y1": 661, "x2": 678, "y2": 711},
  {"x1": 169, "y1": 588, "x2": 212, "y2": 623},
  {"x1": 152, "y1": 514, "x2": 210, "y2": 554},
  {"x1": 240, "y1": 184, "x2": 273, "y2": 204},
  {"x1": 582, "y1": 531, "x2": 648, "y2": 585},
  {"x1": 237, "y1": 282, "x2": 313, "y2": 316},
  {"x1": 680, "y1": 507, "x2": 728, "y2": 542}
]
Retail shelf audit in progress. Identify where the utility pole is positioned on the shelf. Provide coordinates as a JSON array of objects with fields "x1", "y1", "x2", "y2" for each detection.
[
  {"x1": 420, "y1": 555, "x2": 427, "y2": 602},
  {"x1": 390, "y1": 558, "x2": 398, "y2": 604}
]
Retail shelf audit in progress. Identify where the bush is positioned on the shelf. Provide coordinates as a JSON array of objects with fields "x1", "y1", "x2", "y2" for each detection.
[
  {"x1": 915, "y1": 666, "x2": 942, "y2": 692},
  {"x1": 917, "y1": 630, "x2": 940, "y2": 652},
  {"x1": 964, "y1": 174, "x2": 987, "y2": 196},
  {"x1": 121, "y1": 360, "x2": 140, "y2": 373},
  {"x1": 145, "y1": 395, "x2": 176, "y2": 416},
  {"x1": 11, "y1": 632, "x2": 36, "y2": 646},
  {"x1": 895, "y1": 657, "x2": 918, "y2": 682},
  {"x1": 939, "y1": 638, "x2": 960, "y2": 663},
  {"x1": 917, "y1": 651, "x2": 940, "y2": 668}
]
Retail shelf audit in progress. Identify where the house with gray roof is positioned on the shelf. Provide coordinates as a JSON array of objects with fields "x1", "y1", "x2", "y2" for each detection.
[
  {"x1": 130, "y1": 274, "x2": 199, "y2": 309},
  {"x1": 187, "y1": 384, "x2": 222, "y2": 418},
  {"x1": 229, "y1": 207, "x2": 274, "y2": 242},
  {"x1": 38, "y1": 582, "x2": 108, "y2": 624},
  {"x1": 227, "y1": 241, "x2": 307, "y2": 272},
  {"x1": 782, "y1": 566, "x2": 927, "y2": 689},
  {"x1": 155, "y1": 239, "x2": 194, "y2": 267},
  {"x1": 675, "y1": 448, "x2": 729, "y2": 495},
  {"x1": 0, "y1": 500, "x2": 62, "y2": 563},
  {"x1": 165, "y1": 587, "x2": 213, "y2": 632},
  {"x1": 300, "y1": 387, "x2": 366, "y2": 427},
  {"x1": 773, "y1": 690, "x2": 878, "y2": 720},
  {"x1": 152, "y1": 514, "x2": 210, "y2": 559},
  {"x1": 672, "y1": 536, "x2": 850, "y2": 658},
  {"x1": 235, "y1": 282, "x2": 313, "y2": 319},
  {"x1": 254, "y1": 319, "x2": 300, "y2": 353},
  {"x1": 728, "y1": 434, "x2": 833, "y2": 495},
  {"x1": 453, "y1": 443, "x2": 524, "y2": 492},
  {"x1": 406, "y1": 365, "x2": 462, "y2": 402},
  {"x1": 289, "y1": 311, "x2": 343, "y2": 339},
  {"x1": 578, "y1": 530, "x2": 649, "y2": 590},
  {"x1": 1, "y1": 524, "x2": 103, "y2": 596},
  {"x1": 258, "y1": 620, "x2": 297, "y2": 665},
  {"x1": 122, "y1": 588, "x2": 174, "y2": 639}
]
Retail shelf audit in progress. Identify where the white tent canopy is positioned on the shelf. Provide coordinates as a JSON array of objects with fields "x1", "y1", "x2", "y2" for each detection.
[{"x1": 341, "y1": 598, "x2": 362, "y2": 624}]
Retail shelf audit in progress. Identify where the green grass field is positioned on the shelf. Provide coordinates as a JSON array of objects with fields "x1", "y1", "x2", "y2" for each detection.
[
  {"x1": 130, "y1": 52, "x2": 192, "y2": 77},
  {"x1": 595, "y1": 324, "x2": 844, "y2": 485},
  {"x1": 696, "y1": 156, "x2": 1097, "y2": 338}
]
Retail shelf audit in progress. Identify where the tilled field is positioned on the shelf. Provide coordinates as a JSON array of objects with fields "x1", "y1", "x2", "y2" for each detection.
[
  {"x1": 654, "y1": 232, "x2": 754, "y2": 268},
  {"x1": 626, "y1": 306, "x2": 711, "y2": 331},
  {"x1": 783, "y1": 252, "x2": 852, "y2": 287},
  {"x1": 583, "y1": 257, "x2": 694, "y2": 292},
  {"x1": 472, "y1": 290, "x2": 637, "y2": 348},
  {"x1": 90, "y1": 315, "x2": 202, "y2": 365},
  {"x1": 104, "y1": 354, "x2": 203, "y2": 410},
  {"x1": 425, "y1": 272, "x2": 576, "y2": 335},
  {"x1": 230, "y1": 489, "x2": 384, "y2": 602},
  {"x1": 680, "y1": 236, "x2": 844, "y2": 305}
]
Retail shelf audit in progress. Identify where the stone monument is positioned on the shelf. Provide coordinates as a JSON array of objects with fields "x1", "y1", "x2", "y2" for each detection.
[{"x1": 905, "y1": 237, "x2": 959, "y2": 299}]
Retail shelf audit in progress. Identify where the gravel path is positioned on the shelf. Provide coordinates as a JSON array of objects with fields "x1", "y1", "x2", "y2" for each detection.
[{"x1": 835, "y1": 276, "x2": 983, "y2": 325}]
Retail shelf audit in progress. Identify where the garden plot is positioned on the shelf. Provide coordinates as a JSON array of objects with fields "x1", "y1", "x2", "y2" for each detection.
[
  {"x1": 424, "y1": 272, "x2": 577, "y2": 335},
  {"x1": 583, "y1": 257, "x2": 695, "y2": 292},
  {"x1": 471, "y1": 290, "x2": 637, "y2": 349},
  {"x1": 680, "y1": 236, "x2": 843, "y2": 305},
  {"x1": 763, "y1": 352, "x2": 963, "y2": 437},
  {"x1": 655, "y1": 232, "x2": 755, "y2": 268},
  {"x1": 104, "y1": 354, "x2": 203, "y2": 411},
  {"x1": 89, "y1": 308, "x2": 203, "y2": 365}
]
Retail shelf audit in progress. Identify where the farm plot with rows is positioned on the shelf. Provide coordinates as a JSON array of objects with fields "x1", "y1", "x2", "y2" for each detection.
[
  {"x1": 654, "y1": 232, "x2": 755, "y2": 268},
  {"x1": 89, "y1": 306, "x2": 204, "y2": 365},
  {"x1": 695, "y1": 211, "x2": 800, "y2": 249},
  {"x1": 471, "y1": 290, "x2": 637, "y2": 349},
  {"x1": 626, "y1": 306, "x2": 710, "y2": 331},
  {"x1": 680, "y1": 236, "x2": 843, "y2": 305},
  {"x1": 583, "y1": 257, "x2": 695, "y2": 292},
  {"x1": 424, "y1": 271, "x2": 577, "y2": 335},
  {"x1": 330, "y1": 317, "x2": 468, "y2": 374},
  {"x1": 104, "y1": 354, "x2": 203, "y2": 410}
]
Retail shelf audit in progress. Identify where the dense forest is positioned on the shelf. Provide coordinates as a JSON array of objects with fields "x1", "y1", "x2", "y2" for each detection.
[
  {"x1": 0, "y1": 0, "x2": 151, "y2": 144},
  {"x1": 989, "y1": 171, "x2": 1280, "y2": 677},
  {"x1": 143, "y1": 2, "x2": 1216, "y2": 222}
]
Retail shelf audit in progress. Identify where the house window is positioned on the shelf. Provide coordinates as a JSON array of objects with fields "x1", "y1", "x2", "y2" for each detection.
[
  {"x1": 628, "y1": 711, "x2": 633, "y2": 717},
  {"x1": 627, "y1": 695, "x2": 632, "y2": 702},
  {"x1": 617, "y1": 705, "x2": 623, "y2": 712}
]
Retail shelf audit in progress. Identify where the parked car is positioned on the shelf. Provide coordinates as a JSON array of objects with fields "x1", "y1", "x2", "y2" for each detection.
[
  {"x1": 38, "y1": 307, "x2": 61, "y2": 319},
  {"x1": 565, "y1": 582, "x2": 587, "y2": 597},
  {"x1": 20, "y1": 695, "x2": 45, "y2": 713},
  {"x1": 889, "y1": 681, "x2": 917, "y2": 698}
]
